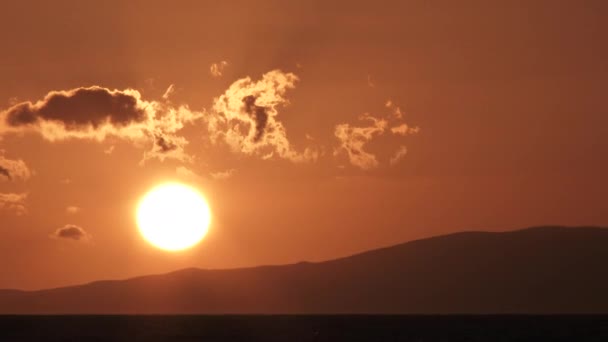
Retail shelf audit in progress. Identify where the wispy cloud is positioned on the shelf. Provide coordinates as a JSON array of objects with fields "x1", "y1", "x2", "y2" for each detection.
[
  {"x1": 391, "y1": 123, "x2": 420, "y2": 136},
  {"x1": 335, "y1": 99, "x2": 419, "y2": 170},
  {"x1": 66, "y1": 206, "x2": 81, "y2": 214},
  {"x1": 103, "y1": 145, "x2": 115, "y2": 155},
  {"x1": 385, "y1": 99, "x2": 403, "y2": 119},
  {"x1": 334, "y1": 114, "x2": 388, "y2": 170},
  {"x1": 210, "y1": 61, "x2": 229, "y2": 78},
  {"x1": 162, "y1": 84, "x2": 176, "y2": 100},
  {"x1": 367, "y1": 74, "x2": 375, "y2": 88},
  {"x1": 210, "y1": 168, "x2": 236, "y2": 180},
  {"x1": 0, "y1": 192, "x2": 27, "y2": 215},
  {"x1": 389, "y1": 146, "x2": 408, "y2": 165},
  {"x1": 176, "y1": 166, "x2": 200, "y2": 179}
]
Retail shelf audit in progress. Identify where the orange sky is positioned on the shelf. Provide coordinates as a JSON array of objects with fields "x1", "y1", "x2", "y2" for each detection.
[{"x1": 1, "y1": 0, "x2": 607, "y2": 290}]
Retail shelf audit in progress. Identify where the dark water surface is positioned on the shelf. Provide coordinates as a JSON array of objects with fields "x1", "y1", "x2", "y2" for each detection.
[{"x1": 0, "y1": 315, "x2": 606, "y2": 341}]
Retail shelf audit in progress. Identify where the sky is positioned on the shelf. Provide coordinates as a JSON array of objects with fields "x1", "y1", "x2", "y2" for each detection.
[{"x1": 0, "y1": 0, "x2": 607, "y2": 290}]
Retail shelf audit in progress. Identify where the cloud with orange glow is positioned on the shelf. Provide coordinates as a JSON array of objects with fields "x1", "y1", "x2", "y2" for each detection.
[
  {"x1": 0, "y1": 152, "x2": 31, "y2": 182},
  {"x1": 391, "y1": 123, "x2": 420, "y2": 136},
  {"x1": 334, "y1": 114, "x2": 388, "y2": 170},
  {"x1": 334, "y1": 100, "x2": 419, "y2": 169},
  {"x1": 208, "y1": 70, "x2": 318, "y2": 163},
  {"x1": 210, "y1": 61, "x2": 229, "y2": 78},
  {"x1": 0, "y1": 76, "x2": 419, "y2": 174},
  {"x1": 385, "y1": 100, "x2": 403, "y2": 119},
  {"x1": 0, "y1": 86, "x2": 204, "y2": 163}
]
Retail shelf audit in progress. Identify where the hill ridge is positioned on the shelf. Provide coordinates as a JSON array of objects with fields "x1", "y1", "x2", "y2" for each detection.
[{"x1": 1, "y1": 226, "x2": 607, "y2": 314}]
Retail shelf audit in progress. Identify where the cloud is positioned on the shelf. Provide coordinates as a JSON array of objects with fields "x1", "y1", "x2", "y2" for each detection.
[
  {"x1": 141, "y1": 134, "x2": 192, "y2": 164},
  {"x1": 385, "y1": 100, "x2": 403, "y2": 119},
  {"x1": 334, "y1": 114, "x2": 388, "y2": 170},
  {"x1": 242, "y1": 95, "x2": 269, "y2": 142},
  {"x1": 0, "y1": 86, "x2": 204, "y2": 162},
  {"x1": 176, "y1": 166, "x2": 200, "y2": 179},
  {"x1": 7, "y1": 97, "x2": 19, "y2": 106},
  {"x1": 367, "y1": 74, "x2": 375, "y2": 88},
  {"x1": 51, "y1": 224, "x2": 90, "y2": 241},
  {"x1": 335, "y1": 98, "x2": 419, "y2": 170},
  {"x1": 210, "y1": 61, "x2": 229, "y2": 78},
  {"x1": 208, "y1": 70, "x2": 318, "y2": 162},
  {"x1": 3, "y1": 87, "x2": 145, "y2": 129},
  {"x1": 391, "y1": 123, "x2": 420, "y2": 136},
  {"x1": 103, "y1": 145, "x2": 115, "y2": 155},
  {"x1": 210, "y1": 168, "x2": 236, "y2": 180},
  {"x1": 0, "y1": 193, "x2": 27, "y2": 215},
  {"x1": 0, "y1": 152, "x2": 32, "y2": 182},
  {"x1": 162, "y1": 84, "x2": 175, "y2": 100},
  {"x1": 66, "y1": 206, "x2": 81, "y2": 214},
  {"x1": 390, "y1": 146, "x2": 408, "y2": 165}
]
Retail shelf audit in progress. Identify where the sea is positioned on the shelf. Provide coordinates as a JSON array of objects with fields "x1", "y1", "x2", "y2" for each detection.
[{"x1": 0, "y1": 315, "x2": 606, "y2": 341}]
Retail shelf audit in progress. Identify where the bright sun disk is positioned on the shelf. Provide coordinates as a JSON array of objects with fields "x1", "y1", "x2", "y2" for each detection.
[{"x1": 136, "y1": 182, "x2": 211, "y2": 251}]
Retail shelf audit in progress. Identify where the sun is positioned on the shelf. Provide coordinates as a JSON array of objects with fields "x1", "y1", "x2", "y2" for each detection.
[{"x1": 136, "y1": 182, "x2": 211, "y2": 251}]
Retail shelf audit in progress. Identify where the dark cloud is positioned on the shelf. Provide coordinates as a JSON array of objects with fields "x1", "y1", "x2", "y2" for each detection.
[
  {"x1": 154, "y1": 133, "x2": 179, "y2": 153},
  {"x1": 242, "y1": 95, "x2": 268, "y2": 142},
  {"x1": 0, "y1": 166, "x2": 9, "y2": 180},
  {"x1": 5, "y1": 86, "x2": 146, "y2": 129},
  {"x1": 52, "y1": 225, "x2": 90, "y2": 241},
  {"x1": 0, "y1": 86, "x2": 205, "y2": 162}
]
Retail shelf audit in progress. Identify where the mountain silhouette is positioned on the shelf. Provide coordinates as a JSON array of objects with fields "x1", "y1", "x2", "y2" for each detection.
[{"x1": 1, "y1": 226, "x2": 607, "y2": 314}]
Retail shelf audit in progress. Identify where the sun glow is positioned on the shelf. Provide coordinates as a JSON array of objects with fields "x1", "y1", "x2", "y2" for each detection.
[{"x1": 136, "y1": 183, "x2": 211, "y2": 251}]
